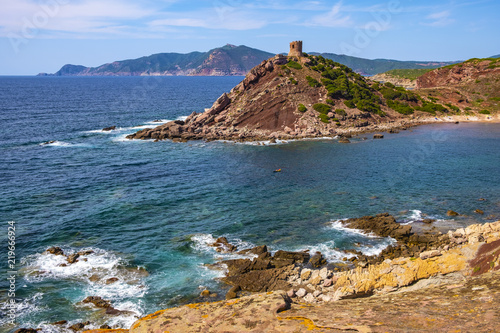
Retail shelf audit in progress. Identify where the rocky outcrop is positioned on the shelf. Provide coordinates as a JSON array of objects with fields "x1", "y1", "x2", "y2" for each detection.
[
  {"x1": 122, "y1": 221, "x2": 500, "y2": 333},
  {"x1": 417, "y1": 58, "x2": 500, "y2": 89},
  {"x1": 126, "y1": 54, "x2": 429, "y2": 142}
]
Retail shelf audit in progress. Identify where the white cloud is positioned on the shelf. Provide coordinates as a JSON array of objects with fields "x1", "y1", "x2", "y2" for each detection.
[
  {"x1": 305, "y1": 2, "x2": 353, "y2": 28},
  {"x1": 423, "y1": 10, "x2": 455, "y2": 27}
]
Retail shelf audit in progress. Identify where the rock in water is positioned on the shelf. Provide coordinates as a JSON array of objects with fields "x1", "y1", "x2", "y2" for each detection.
[{"x1": 45, "y1": 246, "x2": 64, "y2": 256}]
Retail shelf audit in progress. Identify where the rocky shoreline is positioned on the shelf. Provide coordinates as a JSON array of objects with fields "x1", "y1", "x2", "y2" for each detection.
[
  {"x1": 16, "y1": 216, "x2": 500, "y2": 332},
  {"x1": 124, "y1": 218, "x2": 500, "y2": 332}
]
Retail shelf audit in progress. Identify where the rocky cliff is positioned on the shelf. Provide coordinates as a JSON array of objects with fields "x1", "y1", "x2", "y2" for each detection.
[
  {"x1": 127, "y1": 54, "x2": 456, "y2": 142},
  {"x1": 415, "y1": 58, "x2": 500, "y2": 115}
]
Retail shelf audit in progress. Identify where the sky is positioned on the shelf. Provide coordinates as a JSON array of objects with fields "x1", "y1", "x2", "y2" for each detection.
[{"x1": 1, "y1": 0, "x2": 499, "y2": 75}]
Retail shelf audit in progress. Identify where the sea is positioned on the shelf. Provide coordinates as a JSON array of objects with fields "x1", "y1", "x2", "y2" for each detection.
[{"x1": 1, "y1": 76, "x2": 499, "y2": 332}]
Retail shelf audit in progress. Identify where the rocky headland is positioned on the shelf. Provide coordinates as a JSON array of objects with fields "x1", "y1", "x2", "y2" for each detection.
[
  {"x1": 126, "y1": 53, "x2": 457, "y2": 143},
  {"x1": 126, "y1": 53, "x2": 499, "y2": 143}
]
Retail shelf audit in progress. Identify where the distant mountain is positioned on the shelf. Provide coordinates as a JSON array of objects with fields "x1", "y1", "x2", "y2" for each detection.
[
  {"x1": 313, "y1": 53, "x2": 456, "y2": 76},
  {"x1": 44, "y1": 44, "x2": 274, "y2": 77},
  {"x1": 41, "y1": 44, "x2": 459, "y2": 77},
  {"x1": 490, "y1": 54, "x2": 500, "y2": 58}
]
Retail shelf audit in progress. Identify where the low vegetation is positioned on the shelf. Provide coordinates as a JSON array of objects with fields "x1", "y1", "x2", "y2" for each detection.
[{"x1": 382, "y1": 68, "x2": 433, "y2": 81}]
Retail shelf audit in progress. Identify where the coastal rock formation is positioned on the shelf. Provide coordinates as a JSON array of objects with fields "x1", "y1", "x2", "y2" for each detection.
[
  {"x1": 126, "y1": 51, "x2": 444, "y2": 142},
  {"x1": 116, "y1": 221, "x2": 500, "y2": 333}
]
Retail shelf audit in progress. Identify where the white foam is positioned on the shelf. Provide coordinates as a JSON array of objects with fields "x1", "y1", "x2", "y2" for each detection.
[
  {"x1": 190, "y1": 233, "x2": 255, "y2": 260},
  {"x1": 22, "y1": 247, "x2": 148, "y2": 325},
  {"x1": 357, "y1": 237, "x2": 397, "y2": 256},
  {"x1": 329, "y1": 220, "x2": 380, "y2": 238},
  {"x1": 0, "y1": 293, "x2": 44, "y2": 327},
  {"x1": 296, "y1": 240, "x2": 355, "y2": 261},
  {"x1": 39, "y1": 141, "x2": 88, "y2": 147}
]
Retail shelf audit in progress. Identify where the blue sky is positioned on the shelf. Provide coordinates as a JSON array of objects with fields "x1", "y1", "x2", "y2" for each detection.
[{"x1": 1, "y1": 0, "x2": 499, "y2": 75}]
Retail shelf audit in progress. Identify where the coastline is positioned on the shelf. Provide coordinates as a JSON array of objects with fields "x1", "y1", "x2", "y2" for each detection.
[{"x1": 74, "y1": 219, "x2": 500, "y2": 333}]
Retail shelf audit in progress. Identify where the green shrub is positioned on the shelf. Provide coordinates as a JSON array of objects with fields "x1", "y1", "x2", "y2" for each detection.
[
  {"x1": 476, "y1": 98, "x2": 484, "y2": 103},
  {"x1": 313, "y1": 103, "x2": 331, "y2": 114},
  {"x1": 356, "y1": 100, "x2": 383, "y2": 115},
  {"x1": 344, "y1": 100, "x2": 356, "y2": 108},
  {"x1": 428, "y1": 96, "x2": 438, "y2": 102},
  {"x1": 489, "y1": 97, "x2": 500, "y2": 101},
  {"x1": 298, "y1": 104, "x2": 307, "y2": 112},
  {"x1": 289, "y1": 77, "x2": 298, "y2": 85},
  {"x1": 318, "y1": 113, "x2": 330, "y2": 123},
  {"x1": 415, "y1": 101, "x2": 448, "y2": 115},
  {"x1": 306, "y1": 76, "x2": 321, "y2": 87},
  {"x1": 445, "y1": 103, "x2": 460, "y2": 112},
  {"x1": 479, "y1": 109, "x2": 491, "y2": 114},
  {"x1": 326, "y1": 99, "x2": 335, "y2": 105},
  {"x1": 464, "y1": 107, "x2": 472, "y2": 111},
  {"x1": 335, "y1": 108, "x2": 347, "y2": 116},
  {"x1": 384, "y1": 82, "x2": 395, "y2": 89},
  {"x1": 287, "y1": 61, "x2": 302, "y2": 70},
  {"x1": 387, "y1": 100, "x2": 414, "y2": 115},
  {"x1": 336, "y1": 122, "x2": 341, "y2": 126}
]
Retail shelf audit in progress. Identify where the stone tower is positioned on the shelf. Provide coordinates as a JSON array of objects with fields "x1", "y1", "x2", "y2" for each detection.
[{"x1": 288, "y1": 41, "x2": 303, "y2": 57}]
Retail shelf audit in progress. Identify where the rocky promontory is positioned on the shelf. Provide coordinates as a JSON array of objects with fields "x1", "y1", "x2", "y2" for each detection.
[{"x1": 127, "y1": 53, "x2": 461, "y2": 142}]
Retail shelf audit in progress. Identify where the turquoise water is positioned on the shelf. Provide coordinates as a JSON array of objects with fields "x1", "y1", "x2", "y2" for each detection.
[{"x1": 1, "y1": 76, "x2": 499, "y2": 332}]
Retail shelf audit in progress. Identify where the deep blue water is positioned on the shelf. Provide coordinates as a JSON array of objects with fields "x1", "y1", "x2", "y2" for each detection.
[{"x1": 1, "y1": 76, "x2": 499, "y2": 332}]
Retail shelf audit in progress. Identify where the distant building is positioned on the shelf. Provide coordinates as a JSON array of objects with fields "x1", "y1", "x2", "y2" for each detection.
[{"x1": 288, "y1": 41, "x2": 303, "y2": 57}]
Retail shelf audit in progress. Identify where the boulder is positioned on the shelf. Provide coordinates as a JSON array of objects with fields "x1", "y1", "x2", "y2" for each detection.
[
  {"x1": 211, "y1": 236, "x2": 237, "y2": 253},
  {"x1": 447, "y1": 210, "x2": 460, "y2": 216},
  {"x1": 67, "y1": 253, "x2": 79, "y2": 264},
  {"x1": 102, "y1": 126, "x2": 116, "y2": 131},
  {"x1": 82, "y1": 296, "x2": 111, "y2": 309},
  {"x1": 419, "y1": 250, "x2": 441, "y2": 260},
  {"x1": 309, "y1": 252, "x2": 327, "y2": 268},
  {"x1": 373, "y1": 134, "x2": 384, "y2": 139},
  {"x1": 225, "y1": 285, "x2": 241, "y2": 300},
  {"x1": 237, "y1": 245, "x2": 268, "y2": 256},
  {"x1": 296, "y1": 288, "x2": 307, "y2": 297},
  {"x1": 273, "y1": 250, "x2": 310, "y2": 263},
  {"x1": 45, "y1": 247, "x2": 64, "y2": 256},
  {"x1": 475, "y1": 209, "x2": 484, "y2": 215}
]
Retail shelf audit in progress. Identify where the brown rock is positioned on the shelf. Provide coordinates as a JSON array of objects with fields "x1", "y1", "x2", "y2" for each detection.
[
  {"x1": 211, "y1": 236, "x2": 237, "y2": 253},
  {"x1": 82, "y1": 296, "x2": 111, "y2": 309},
  {"x1": 225, "y1": 285, "x2": 241, "y2": 300},
  {"x1": 14, "y1": 329, "x2": 39, "y2": 333},
  {"x1": 309, "y1": 252, "x2": 327, "y2": 268},
  {"x1": 67, "y1": 253, "x2": 80, "y2": 264},
  {"x1": 106, "y1": 277, "x2": 119, "y2": 284},
  {"x1": 273, "y1": 250, "x2": 310, "y2": 263},
  {"x1": 222, "y1": 265, "x2": 294, "y2": 292},
  {"x1": 45, "y1": 247, "x2": 64, "y2": 256},
  {"x1": 237, "y1": 245, "x2": 268, "y2": 256},
  {"x1": 102, "y1": 126, "x2": 116, "y2": 131},
  {"x1": 200, "y1": 289, "x2": 210, "y2": 297},
  {"x1": 447, "y1": 210, "x2": 460, "y2": 216},
  {"x1": 373, "y1": 134, "x2": 384, "y2": 139},
  {"x1": 475, "y1": 209, "x2": 484, "y2": 215}
]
